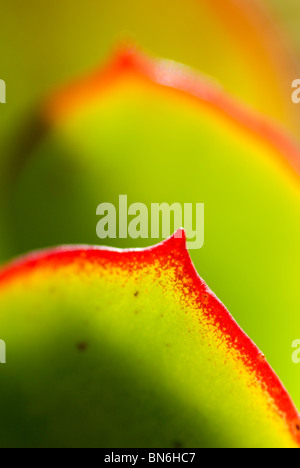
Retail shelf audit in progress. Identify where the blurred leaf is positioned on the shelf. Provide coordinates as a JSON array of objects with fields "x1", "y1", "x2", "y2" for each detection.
[{"x1": 0, "y1": 0, "x2": 299, "y2": 143}]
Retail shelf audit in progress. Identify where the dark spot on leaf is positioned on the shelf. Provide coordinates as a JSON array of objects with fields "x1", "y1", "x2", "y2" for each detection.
[
  {"x1": 77, "y1": 342, "x2": 88, "y2": 352},
  {"x1": 134, "y1": 291, "x2": 139, "y2": 297},
  {"x1": 201, "y1": 292, "x2": 209, "y2": 305},
  {"x1": 173, "y1": 441, "x2": 182, "y2": 448}
]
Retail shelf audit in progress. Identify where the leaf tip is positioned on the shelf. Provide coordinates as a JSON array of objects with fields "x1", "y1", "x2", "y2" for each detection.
[{"x1": 163, "y1": 228, "x2": 187, "y2": 252}]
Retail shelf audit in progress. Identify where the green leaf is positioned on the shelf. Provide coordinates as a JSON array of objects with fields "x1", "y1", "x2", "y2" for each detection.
[{"x1": 0, "y1": 232, "x2": 299, "y2": 448}]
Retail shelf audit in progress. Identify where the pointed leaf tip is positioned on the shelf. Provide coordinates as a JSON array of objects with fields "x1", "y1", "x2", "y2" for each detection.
[
  {"x1": 155, "y1": 229, "x2": 187, "y2": 256},
  {"x1": 112, "y1": 43, "x2": 141, "y2": 69},
  {"x1": 168, "y1": 228, "x2": 187, "y2": 246}
]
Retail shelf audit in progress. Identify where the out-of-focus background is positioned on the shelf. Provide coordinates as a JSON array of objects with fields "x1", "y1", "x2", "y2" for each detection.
[
  {"x1": 270, "y1": 0, "x2": 300, "y2": 51},
  {"x1": 0, "y1": 0, "x2": 299, "y2": 138}
]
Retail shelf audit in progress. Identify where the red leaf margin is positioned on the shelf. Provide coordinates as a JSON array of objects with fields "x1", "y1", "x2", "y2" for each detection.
[
  {"x1": 0, "y1": 229, "x2": 299, "y2": 445},
  {"x1": 44, "y1": 46, "x2": 300, "y2": 183}
]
